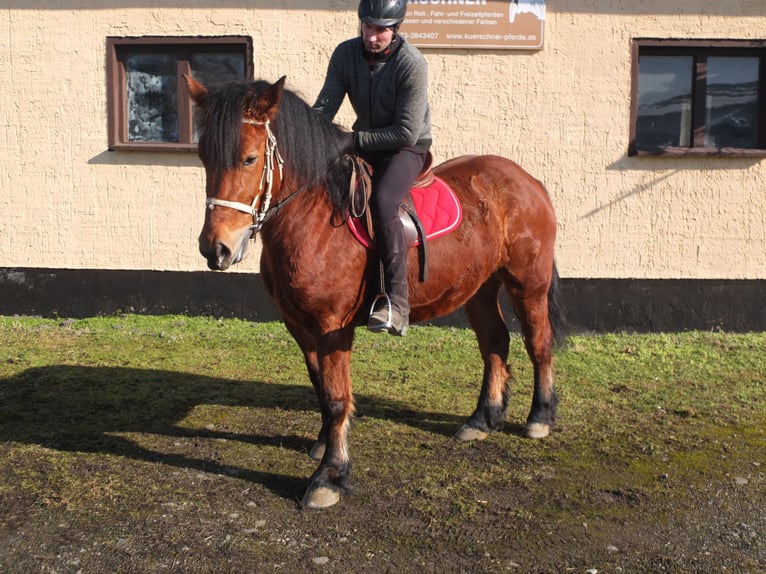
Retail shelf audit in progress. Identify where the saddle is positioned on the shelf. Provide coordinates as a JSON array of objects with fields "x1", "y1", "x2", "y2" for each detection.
[{"x1": 347, "y1": 152, "x2": 463, "y2": 282}]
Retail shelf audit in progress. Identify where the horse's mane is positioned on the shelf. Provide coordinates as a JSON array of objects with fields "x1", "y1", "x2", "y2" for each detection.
[{"x1": 196, "y1": 79, "x2": 355, "y2": 211}]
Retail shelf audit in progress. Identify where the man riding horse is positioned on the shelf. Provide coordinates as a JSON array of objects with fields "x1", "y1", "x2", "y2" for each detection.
[{"x1": 313, "y1": 0, "x2": 432, "y2": 336}]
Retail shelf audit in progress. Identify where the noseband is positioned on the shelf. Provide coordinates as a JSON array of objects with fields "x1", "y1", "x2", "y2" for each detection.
[{"x1": 205, "y1": 119, "x2": 285, "y2": 233}]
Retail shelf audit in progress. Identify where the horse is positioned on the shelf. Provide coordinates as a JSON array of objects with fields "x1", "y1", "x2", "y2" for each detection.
[{"x1": 185, "y1": 75, "x2": 564, "y2": 508}]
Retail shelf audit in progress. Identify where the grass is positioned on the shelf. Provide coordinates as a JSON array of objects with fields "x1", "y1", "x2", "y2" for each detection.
[{"x1": 0, "y1": 315, "x2": 764, "y2": 573}]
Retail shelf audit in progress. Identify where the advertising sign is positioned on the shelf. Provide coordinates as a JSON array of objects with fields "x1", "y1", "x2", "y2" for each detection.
[{"x1": 400, "y1": 0, "x2": 546, "y2": 50}]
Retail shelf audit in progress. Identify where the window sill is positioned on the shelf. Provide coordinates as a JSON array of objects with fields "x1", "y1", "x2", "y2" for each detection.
[
  {"x1": 629, "y1": 146, "x2": 766, "y2": 158},
  {"x1": 108, "y1": 142, "x2": 198, "y2": 153}
]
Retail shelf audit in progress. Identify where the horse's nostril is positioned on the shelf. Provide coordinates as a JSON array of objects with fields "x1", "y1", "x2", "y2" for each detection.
[
  {"x1": 216, "y1": 242, "x2": 231, "y2": 262},
  {"x1": 200, "y1": 241, "x2": 231, "y2": 270},
  {"x1": 211, "y1": 241, "x2": 232, "y2": 271}
]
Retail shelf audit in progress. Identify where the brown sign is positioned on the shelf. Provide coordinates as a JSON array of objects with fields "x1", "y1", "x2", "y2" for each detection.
[{"x1": 400, "y1": 0, "x2": 545, "y2": 50}]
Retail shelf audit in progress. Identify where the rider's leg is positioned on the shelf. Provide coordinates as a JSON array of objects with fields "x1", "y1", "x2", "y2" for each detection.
[{"x1": 366, "y1": 147, "x2": 427, "y2": 336}]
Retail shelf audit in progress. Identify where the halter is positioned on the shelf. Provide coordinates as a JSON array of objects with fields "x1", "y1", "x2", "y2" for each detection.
[{"x1": 205, "y1": 119, "x2": 285, "y2": 233}]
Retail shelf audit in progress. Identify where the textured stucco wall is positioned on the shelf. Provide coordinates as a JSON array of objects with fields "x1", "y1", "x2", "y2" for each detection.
[{"x1": 1, "y1": 1, "x2": 765, "y2": 279}]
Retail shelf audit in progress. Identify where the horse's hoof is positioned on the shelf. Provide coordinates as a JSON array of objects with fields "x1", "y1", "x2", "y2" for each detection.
[
  {"x1": 302, "y1": 486, "x2": 341, "y2": 509},
  {"x1": 455, "y1": 424, "x2": 489, "y2": 441},
  {"x1": 524, "y1": 422, "x2": 550, "y2": 439},
  {"x1": 309, "y1": 441, "x2": 325, "y2": 461}
]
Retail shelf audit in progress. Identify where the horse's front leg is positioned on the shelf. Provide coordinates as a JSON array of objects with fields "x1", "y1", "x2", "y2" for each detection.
[
  {"x1": 302, "y1": 327, "x2": 355, "y2": 509},
  {"x1": 301, "y1": 347, "x2": 330, "y2": 461},
  {"x1": 281, "y1": 318, "x2": 328, "y2": 460}
]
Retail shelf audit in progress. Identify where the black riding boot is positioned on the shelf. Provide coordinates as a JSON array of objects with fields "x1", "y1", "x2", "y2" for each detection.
[{"x1": 368, "y1": 218, "x2": 410, "y2": 336}]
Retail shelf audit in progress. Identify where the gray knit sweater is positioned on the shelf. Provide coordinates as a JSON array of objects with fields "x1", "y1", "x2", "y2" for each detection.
[{"x1": 313, "y1": 36, "x2": 432, "y2": 152}]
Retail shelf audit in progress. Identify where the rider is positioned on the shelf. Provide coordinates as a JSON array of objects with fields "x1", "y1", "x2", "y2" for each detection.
[{"x1": 313, "y1": 0, "x2": 432, "y2": 336}]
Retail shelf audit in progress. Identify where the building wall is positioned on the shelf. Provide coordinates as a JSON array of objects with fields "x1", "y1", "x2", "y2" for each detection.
[{"x1": 1, "y1": 1, "x2": 765, "y2": 284}]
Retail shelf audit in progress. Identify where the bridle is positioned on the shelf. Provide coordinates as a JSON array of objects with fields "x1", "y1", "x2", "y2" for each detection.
[{"x1": 204, "y1": 118, "x2": 287, "y2": 234}]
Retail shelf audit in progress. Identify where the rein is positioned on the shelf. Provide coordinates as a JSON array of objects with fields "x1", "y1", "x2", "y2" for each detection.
[
  {"x1": 346, "y1": 153, "x2": 375, "y2": 241},
  {"x1": 347, "y1": 154, "x2": 373, "y2": 219},
  {"x1": 205, "y1": 119, "x2": 287, "y2": 233}
]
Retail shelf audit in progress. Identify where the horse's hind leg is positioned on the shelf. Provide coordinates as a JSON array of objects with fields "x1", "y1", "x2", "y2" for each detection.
[
  {"x1": 456, "y1": 275, "x2": 511, "y2": 441},
  {"x1": 508, "y1": 281, "x2": 558, "y2": 439}
]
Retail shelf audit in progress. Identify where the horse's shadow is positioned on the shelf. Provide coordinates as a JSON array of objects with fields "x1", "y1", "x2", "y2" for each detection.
[{"x1": 0, "y1": 365, "x2": 466, "y2": 501}]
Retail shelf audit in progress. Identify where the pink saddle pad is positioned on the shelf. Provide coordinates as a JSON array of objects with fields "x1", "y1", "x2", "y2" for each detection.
[{"x1": 348, "y1": 176, "x2": 462, "y2": 248}]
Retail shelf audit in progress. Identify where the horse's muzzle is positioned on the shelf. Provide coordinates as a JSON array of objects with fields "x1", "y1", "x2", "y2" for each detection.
[
  {"x1": 199, "y1": 241, "x2": 231, "y2": 271},
  {"x1": 199, "y1": 228, "x2": 252, "y2": 271}
]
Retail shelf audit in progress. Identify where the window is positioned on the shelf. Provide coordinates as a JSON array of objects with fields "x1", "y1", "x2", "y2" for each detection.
[
  {"x1": 107, "y1": 36, "x2": 253, "y2": 151},
  {"x1": 630, "y1": 39, "x2": 766, "y2": 156}
]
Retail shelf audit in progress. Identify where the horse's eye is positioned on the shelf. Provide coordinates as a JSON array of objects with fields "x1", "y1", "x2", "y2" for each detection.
[{"x1": 243, "y1": 156, "x2": 257, "y2": 167}]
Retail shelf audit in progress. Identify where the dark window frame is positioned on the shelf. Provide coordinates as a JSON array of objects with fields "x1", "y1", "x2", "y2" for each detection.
[
  {"x1": 106, "y1": 36, "x2": 253, "y2": 152},
  {"x1": 630, "y1": 38, "x2": 766, "y2": 157}
]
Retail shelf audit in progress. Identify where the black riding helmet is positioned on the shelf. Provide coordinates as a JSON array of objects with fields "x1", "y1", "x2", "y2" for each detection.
[{"x1": 358, "y1": 0, "x2": 407, "y2": 28}]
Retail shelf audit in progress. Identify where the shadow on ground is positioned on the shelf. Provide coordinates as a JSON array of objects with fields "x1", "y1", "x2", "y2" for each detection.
[{"x1": 0, "y1": 365, "x2": 468, "y2": 501}]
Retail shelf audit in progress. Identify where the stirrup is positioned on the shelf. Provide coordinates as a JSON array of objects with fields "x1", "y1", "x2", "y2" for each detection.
[
  {"x1": 368, "y1": 293, "x2": 393, "y2": 331},
  {"x1": 368, "y1": 293, "x2": 408, "y2": 336}
]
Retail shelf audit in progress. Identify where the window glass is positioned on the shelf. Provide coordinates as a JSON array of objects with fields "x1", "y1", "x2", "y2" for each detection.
[
  {"x1": 190, "y1": 52, "x2": 246, "y2": 84},
  {"x1": 705, "y1": 56, "x2": 759, "y2": 148},
  {"x1": 190, "y1": 53, "x2": 247, "y2": 141},
  {"x1": 636, "y1": 56, "x2": 693, "y2": 147},
  {"x1": 126, "y1": 53, "x2": 179, "y2": 142}
]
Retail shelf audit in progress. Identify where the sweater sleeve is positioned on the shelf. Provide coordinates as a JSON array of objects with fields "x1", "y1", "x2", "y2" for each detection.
[{"x1": 313, "y1": 47, "x2": 347, "y2": 121}]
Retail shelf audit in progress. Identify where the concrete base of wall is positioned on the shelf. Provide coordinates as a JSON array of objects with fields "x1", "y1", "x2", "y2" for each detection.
[{"x1": 0, "y1": 268, "x2": 763, "y2": 333}]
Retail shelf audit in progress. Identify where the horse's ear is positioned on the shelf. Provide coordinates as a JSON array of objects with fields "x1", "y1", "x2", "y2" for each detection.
[
  {"x1": 244, "y1": 76, "x2": 287, "y2": 123},
  {"x1": 184, "y1": 74, "x2": 208, "y2": 107}
]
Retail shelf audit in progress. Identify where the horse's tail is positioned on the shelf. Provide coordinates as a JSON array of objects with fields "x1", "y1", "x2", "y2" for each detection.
[{"x1": 548, "y1": 261, "x2": 568, "y2": 347}]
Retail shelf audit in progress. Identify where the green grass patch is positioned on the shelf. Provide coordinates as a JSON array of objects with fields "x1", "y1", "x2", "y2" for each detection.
[{"x1": 0, "y1": 316, "x2": 764, "y2": 572}]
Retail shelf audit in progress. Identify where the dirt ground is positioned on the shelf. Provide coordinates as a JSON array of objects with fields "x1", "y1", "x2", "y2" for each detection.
[
  {"x1": 0, "y1": 323, "x2": 763, "y2": 573},
  {"x1": 0, "y1": 411, "x2": 763, "y2": 574}
]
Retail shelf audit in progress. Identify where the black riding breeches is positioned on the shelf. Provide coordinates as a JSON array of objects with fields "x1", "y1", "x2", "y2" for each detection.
[{"x1": 365, "y1": 147, "x2": 429, "y2": 225}]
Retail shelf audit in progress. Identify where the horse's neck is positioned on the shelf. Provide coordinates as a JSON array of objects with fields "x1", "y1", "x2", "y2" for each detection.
[{"x1": 261, "y1": 181, "x2": 334, "y2": 244}]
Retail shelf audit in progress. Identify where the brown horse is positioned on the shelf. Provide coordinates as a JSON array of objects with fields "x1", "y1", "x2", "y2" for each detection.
[{"x1": 186, "y1": 76, "x2": 564, "y2": 508}]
